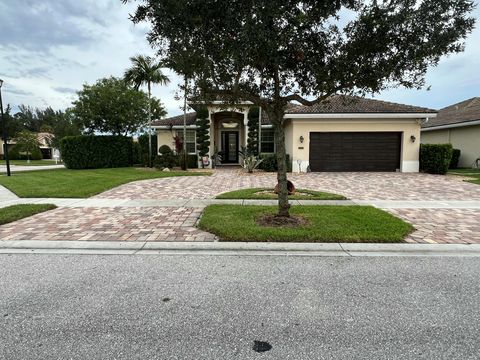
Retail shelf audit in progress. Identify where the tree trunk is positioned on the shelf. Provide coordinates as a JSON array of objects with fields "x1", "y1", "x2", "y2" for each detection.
[
  {"x1": 271, "y1": 107, "x2": 290, "y2": 217},
  {"x1": 147, "y1": 82, "x2": 153, "y2": 168}
]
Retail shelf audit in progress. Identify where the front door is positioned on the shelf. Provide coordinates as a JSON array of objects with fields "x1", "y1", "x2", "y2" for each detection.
[{"x1": 221, "y1": 131, "x2": 239, "y2": 163}]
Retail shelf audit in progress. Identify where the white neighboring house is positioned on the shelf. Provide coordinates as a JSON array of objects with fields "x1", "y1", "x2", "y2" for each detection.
[{"x1": 152, "y1": 95, "x2": 436, "y2": 173}]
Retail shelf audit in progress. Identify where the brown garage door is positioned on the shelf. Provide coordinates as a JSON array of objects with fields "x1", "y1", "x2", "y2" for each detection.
[{"x1": 309, "y1": 132, "x2": 401, "y2": 172}]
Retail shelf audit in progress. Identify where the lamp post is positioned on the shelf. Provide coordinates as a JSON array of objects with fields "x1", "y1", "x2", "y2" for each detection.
[{"x1": 0, "y1": 79, "x2": 11, "y2": 176}]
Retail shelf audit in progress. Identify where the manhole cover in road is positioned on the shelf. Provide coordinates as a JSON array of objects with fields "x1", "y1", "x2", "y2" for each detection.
[{"x1": 252, "y1": 341, "x2": 272, "y2": 353}]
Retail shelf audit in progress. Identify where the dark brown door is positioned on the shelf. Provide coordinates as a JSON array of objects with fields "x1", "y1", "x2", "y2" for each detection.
[
  {"x1": 309, "y1": 132, "x2": 401, "y2": 172},
  {"x1": 221, "y1": 131, "x2": 239, "y2": 163}
]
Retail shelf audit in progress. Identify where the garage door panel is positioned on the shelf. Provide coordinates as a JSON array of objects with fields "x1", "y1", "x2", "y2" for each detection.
[{"x1": 309, "y1": 132, "x2": 401, "y2": 172}]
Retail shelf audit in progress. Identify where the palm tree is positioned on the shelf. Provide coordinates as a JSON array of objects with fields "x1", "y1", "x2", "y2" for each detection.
[{"x1": 125, "y1": 55, "x2": 170, "y2": 167}]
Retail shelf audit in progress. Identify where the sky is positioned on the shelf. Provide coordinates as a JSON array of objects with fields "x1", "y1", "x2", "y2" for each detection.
[{"x1": 0, "y1": 0, "x2": 479, "y2": 117}]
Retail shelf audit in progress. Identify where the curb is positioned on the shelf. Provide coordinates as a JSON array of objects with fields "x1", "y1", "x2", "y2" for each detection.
[{"x1": 1, "y1": 240, "x2": 480, "y2": 257}]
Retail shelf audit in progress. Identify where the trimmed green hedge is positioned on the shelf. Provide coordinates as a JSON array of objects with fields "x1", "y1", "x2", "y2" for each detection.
[
  {"x1": 449, "y1": 149, "x2": 461, "y2": 169},
  {"x1": 179, "y1": 154, "x2": 198, "y2": 169},
  {"x1": 9, "y1": 144, "x2": 43, "y2": 160},
  {"x1": 258, "y1": 153, "x2": 292, "y2": 172},
  {"x1": 60, "y1": 135, "x2": 133, "y2": 169},
  {"x1": 420, "y1": 144, "x2": 453, "y2": 175}
]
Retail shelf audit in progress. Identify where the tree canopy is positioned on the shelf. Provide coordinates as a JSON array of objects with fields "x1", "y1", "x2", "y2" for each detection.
[
  {"x1": 127, "y1": 0, "x2": 475, "y2": 216},
  {"x1": 71, "y1": 76, "x2": 166, "y2": 136}
]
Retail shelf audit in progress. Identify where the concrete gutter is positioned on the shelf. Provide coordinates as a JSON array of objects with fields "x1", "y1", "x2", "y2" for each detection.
[{"x1": 1, "y1": 240, "x2": 480, "y2": 257}]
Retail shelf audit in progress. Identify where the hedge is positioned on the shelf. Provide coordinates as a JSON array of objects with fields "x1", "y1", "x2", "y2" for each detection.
[
  {"x1": 420, "y1": 144, "x2": 453, "y2": 175},
  {"x1": 60, "y1": 135, "x2": 134, "y2": 169},
  {"x1": 258, "y1": 153, "x2": 292, "y2": 172},
  {"x1": 449, "y1": 149, "x2": 461, "y2": 169},
  {"x1": 179, "y1": 154, "x2": 198, "y2": 169},
  {"x1": 9, "y1": 144, "x2": 43, "y2": 161}
]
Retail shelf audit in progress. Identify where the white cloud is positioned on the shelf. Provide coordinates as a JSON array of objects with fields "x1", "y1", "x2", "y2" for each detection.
[{"x1": 0, "y1": 1, "x2": 478, "y2": 116}]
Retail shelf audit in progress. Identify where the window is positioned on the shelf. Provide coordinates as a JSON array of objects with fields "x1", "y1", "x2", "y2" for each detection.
[
  {"x1": 260, "y1": 129, "x2": 275, "y2": 153},
  {"x1": 178, "y1": 130, "x2": 196, "y2": 153}
]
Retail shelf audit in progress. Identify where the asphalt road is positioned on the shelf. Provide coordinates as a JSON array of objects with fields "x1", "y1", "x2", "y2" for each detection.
[{"x1": 1, "y1": 254, "x2": 479, "y2": 359}]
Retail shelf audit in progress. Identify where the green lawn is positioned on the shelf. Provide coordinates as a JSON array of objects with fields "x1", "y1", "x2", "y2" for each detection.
[
  {"x1": 449, "y1": 168, "x2": 480, "y2": 185},
  {"x1": 216, "y1": 188, "x2": 346, "y2": 200},
  {"x1": 0, "y1": 168, "x2": 210, "y2": 198},
  {"x1": 198, "y1": 205, "x2": 413, "y2": 243},
  {"x1": 0, "y1": 160, "x2": 61, "y2": 166},
  {"x1": 0, "y1": 204, "x2": 57, "y2": 225}
]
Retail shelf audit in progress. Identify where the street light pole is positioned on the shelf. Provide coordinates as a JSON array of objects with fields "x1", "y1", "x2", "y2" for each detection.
[{"x1": 0, "y1": 79, "x2": 11, "y2": 177}]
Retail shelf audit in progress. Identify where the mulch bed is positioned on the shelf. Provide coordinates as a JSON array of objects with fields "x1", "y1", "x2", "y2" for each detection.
[{"x1": 256, "y1": 214, "x2": 310, "y2": 228}]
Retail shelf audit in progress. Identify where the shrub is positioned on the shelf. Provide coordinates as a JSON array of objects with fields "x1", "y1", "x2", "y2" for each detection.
[
  {"x1": 154, "y1": 154, "x2": 177, "y2": 169},
  {"x1": 196, "y1": 107, "x2": 210, "y2": 162},
  {"x1": 159, "y1": 144, "x2": 173, "y2": 155},
  {"x1": 449, "y1": 149, "x2": 461, "y2": 169},
  {"x1": 9, "y1": 144, "x2": 43, "y2": 160},
  {"x1": 60, "y1": 135, "x2": 133, "y2": 169},
  {"x1": 138, "y1": 133, "x2": 158, "y2": 166},
  {"x1": 178, "y1": 152, "x2": 198, "y2": 169},
  {"x1": 154, "y1": 146, "x2": 177, "y2": 169},
  {"x1": 258, "y1": 154, "x2": 276, "y2": 172},
  {"x1": 132, "y1": 142, "x2": 142, "y2": 165},
  {"x1": 420, "y1": 144, "x2": 453, "y2": 175},
  {"x1": 258, "y1": 153, "x2": 292, "y2": 172}
]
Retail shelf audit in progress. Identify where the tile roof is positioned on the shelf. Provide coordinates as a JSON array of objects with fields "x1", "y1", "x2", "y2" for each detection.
[
  {"x1": 152, "y1": 95, "x2": 436, "y2": 127},
  {"x1": 287, "y1": 95, "x2": 436, "y2": 114},
  {"x1": 152, "y1": 112, "x2": 197, "y2": 127},
  {"x1": 422, "y1": 97, "x2": 480, "y2": 129}
]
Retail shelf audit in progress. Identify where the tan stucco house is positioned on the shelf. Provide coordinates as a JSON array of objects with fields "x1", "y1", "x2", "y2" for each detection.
[
  {"x1": 152, "y1": 95, "x2": 436, "y2": 173},
  {"x1": 1, "y1": 132, "x2": 57, "y2": 159},
  {"x1": 421, "y1": 97, "x2": 480, "y2": 168}
]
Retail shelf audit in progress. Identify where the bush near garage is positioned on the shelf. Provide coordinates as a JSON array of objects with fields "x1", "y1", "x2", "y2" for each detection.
[
  {"x1": 60, "y1": 135, "x2": 134, "y2": 169},
  {"x1": 449, "y1": 149, "x2": 461, "y2": 169},
  {"x1": 420, "y1": 144, "x2": 453, "y2": 175},
  {"x1": 8, "y1": 144, "x2": 43, "y2": 161},
  {"x1": 258, "y1": 153, "x2": 292, "y2": 172}
]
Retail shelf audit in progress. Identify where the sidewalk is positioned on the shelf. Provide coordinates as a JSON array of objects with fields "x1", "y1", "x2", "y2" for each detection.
[
  {"x1": 2, "y1": 197, "x2": 480, "y2": 209},
  {"x1": 0, "y1": 164, "x2": 65, "y2": 172}
]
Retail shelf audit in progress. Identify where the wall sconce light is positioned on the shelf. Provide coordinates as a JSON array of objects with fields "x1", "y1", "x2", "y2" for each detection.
[
  {"x1": 410, "y1": 135, "x2": 416, "y2": 143},
  {"x1": 299, "y1": 135, "x2": 304, "y2": 143}
]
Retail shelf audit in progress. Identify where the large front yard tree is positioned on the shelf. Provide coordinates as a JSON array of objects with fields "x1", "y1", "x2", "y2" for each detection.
[
  {"x1": 72, "y1": 77, "x2": 165, "y2": 136},
  {"x1": 126, "y1": 0, "x2": 475, "y2": 217}
]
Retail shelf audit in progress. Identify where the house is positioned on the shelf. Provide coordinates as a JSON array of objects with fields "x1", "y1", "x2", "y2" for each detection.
[
  {"x1": 421, "y1": 97, "x2": 480, "y2": 168},
  {"x1": 0, "y1": 132, "x2": 57, "y2": 160},
  {"x1": 152, "y1": 95, "x2": 436, "y2": 172}
]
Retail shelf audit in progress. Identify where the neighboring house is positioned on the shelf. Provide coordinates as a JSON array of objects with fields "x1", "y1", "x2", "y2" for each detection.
[
  {"x1": 421, "y1": 97, "x2": 480, "y2": 168},
  {"x1": 152, "y1": 95, "x2": 436, "y2": 173},
  {"x1": 0, "y1": 132, "x2": 57, "y2": 160}
]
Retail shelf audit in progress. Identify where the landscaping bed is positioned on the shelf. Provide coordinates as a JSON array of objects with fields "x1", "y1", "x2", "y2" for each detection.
[
  {"x1": 0, "y1": 168, "x2": 210, "y2": 198},
  {"x1": 449, "y1": 169, "x2": 480, "y2": 185},
  {"x1": 0, "y1": 204, "x2": 57, "y2": 225},
  {"x1": 198, "y1": 205, "x2": 413, "y2": 243},
  {"x1": 216, "y1": 188, "x2": 346, "y2": 200}
]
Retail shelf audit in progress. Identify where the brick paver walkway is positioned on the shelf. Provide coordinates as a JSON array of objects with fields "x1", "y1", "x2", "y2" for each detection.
[
  {"x1": 95, "y1": 170, "x2": 480, "y2": 201},
  {"x1": 0, "y1": 207, "x2": 215, "y2": 242}
]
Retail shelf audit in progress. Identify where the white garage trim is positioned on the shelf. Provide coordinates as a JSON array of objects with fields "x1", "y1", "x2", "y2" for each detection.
[{"x1": 401, "y1": 161, "x2": 420, "y2": 172}]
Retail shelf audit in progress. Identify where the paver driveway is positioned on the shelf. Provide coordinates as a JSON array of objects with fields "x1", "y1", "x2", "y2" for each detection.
[
  {"x1": 95, "y1": 169, "x2": 480, "y2": 201},
  {"x1": 2, "y1": 169, "x2": 480, "y2": 244}
]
